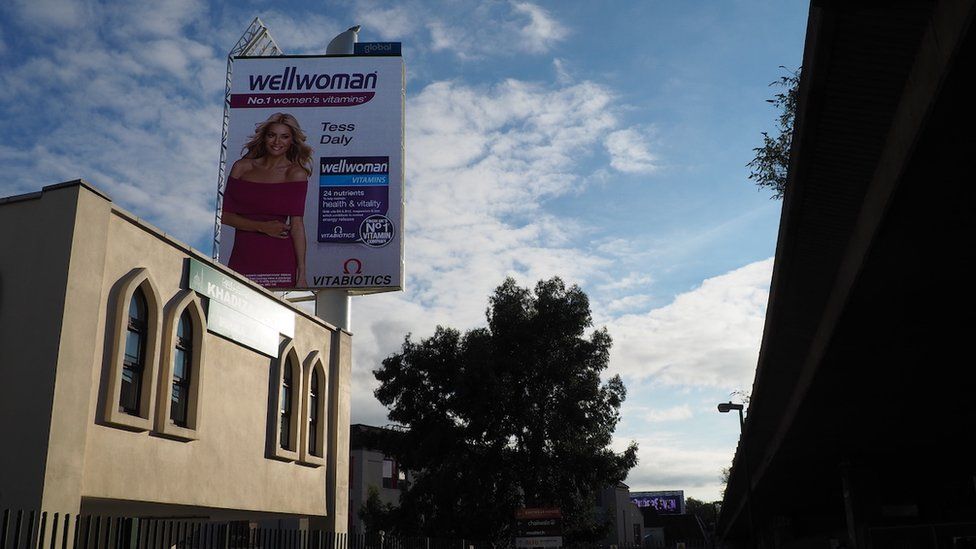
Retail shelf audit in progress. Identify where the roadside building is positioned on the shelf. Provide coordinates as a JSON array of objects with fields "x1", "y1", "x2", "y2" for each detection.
[
  {"x1": 0, "y1": 181, "x2": 351, "y2": 528},
  {"x1": 347, "y1": 424, "x2": 408, "y2": 533},
  {"x1": 595, "y1": 483, "x2": 645, "y2": 547}
]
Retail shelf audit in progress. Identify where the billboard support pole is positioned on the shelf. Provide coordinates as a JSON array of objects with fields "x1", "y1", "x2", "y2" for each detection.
[{"x1": 315, "y1": 291, "x2": 351, "y2": 332}]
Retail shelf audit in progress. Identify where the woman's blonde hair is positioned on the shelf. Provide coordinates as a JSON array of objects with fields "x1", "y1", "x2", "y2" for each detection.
[{"x1": 241, "y1": 112, "x2": 313, "y2": 177}]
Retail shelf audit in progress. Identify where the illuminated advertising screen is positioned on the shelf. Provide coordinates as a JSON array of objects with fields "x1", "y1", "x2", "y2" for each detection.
[
  {"x1": 630, "y1": 490, "x2": 685, "y2": 515},
  {"x1": 218, "y1": 52, "x2": 404, "y2": 292}
]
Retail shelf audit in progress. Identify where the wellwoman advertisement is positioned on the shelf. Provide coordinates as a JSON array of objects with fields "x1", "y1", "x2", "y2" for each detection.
[{"x1": 218, "y1": 53, "x2": 404, "y2": 292}]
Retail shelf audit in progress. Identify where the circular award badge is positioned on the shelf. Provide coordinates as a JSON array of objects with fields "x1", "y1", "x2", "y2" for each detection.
[{"x1": 359, "y1": 215, "x2": 395, "y2": 248}]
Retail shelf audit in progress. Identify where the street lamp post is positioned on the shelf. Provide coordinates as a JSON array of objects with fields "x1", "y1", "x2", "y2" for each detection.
[{"x1": 718, "y1": 401, "x2": 757, "y2": 546}]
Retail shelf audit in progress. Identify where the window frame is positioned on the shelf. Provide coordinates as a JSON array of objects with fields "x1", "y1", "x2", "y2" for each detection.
[
  {"x1": 270, "y1": 341, "x2": 302, "y2": 461},
  {"x1": 382, "y1": 458, "x2": 399, "y2": 489},
  {"x1": 103, "y1": 268, "x2": 162, "y2": 431},
  {"x1": 172, "y1": 311, "x2": 192, "y2": 425},
  {"x1": 299, "y1": 350, "x2": 327, "y2": 467},
  {"x1": 120, "y1": 289, "x2": 149, "y2": 415},
  {"x1": 155, "y1": 289, "x2": 206, "y2": 440}
]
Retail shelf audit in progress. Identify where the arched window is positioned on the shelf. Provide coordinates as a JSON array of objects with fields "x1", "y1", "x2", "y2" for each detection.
[
  {"x1": 300, "y1": 350, "x2": 327, "y2": 467},
  {"x1": 120, "y1": 289, "x2": 148, "y2": 414},
  {"x1": 104, "y1": 268, "x2": 161, "y2": 431},
  {"x1": 271, "y1": 342, "x2": 302, "y2": 461},
  {"x1": 280, "y1": 358, "x2": 294, "y2": 449},
  {"x1": 171, "y1": 311, "x2": 192, "y2": 426},
  {"x1": 156, "y1": 290, "x2": 206, "y2": 440},
  {"x1": 308, "y1": 370, "x2": 319, "y2": 454}
]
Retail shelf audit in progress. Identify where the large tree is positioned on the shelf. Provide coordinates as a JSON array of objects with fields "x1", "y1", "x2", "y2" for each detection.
[{"x1": 370, "y1": 277, "x2": 638, "y2": 545}]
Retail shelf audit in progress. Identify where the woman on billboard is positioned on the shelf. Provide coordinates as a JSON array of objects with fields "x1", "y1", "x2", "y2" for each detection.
[{"x1": 221, "y1": 112, "x2": 311, "y2": 288}]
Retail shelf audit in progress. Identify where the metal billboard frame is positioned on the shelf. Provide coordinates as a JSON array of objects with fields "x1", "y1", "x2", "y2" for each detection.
[{"x1": 211, "y1": 18, "x2": 283, "y2": 260}]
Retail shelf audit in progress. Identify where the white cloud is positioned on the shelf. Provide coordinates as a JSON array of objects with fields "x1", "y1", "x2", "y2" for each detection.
[
  {"x1": 604, "y1": 294, "x2": 653, "y2": 315},
  {"x1": 424, "y1": 1, "x2": 569, "y2": 59},
  {"x1": 398, "y1": 78, "x2": 624, "y2": 324},
  {"x1": 552, "y1": 58, "x2": 572, "y2": 84},
  {"x1": 352, "y1": 4, "x2": 419, "y2": 40},
  {"x1": 512, "y1": 2, "x2": 569, "y2": 53},
  {"x1": 606, "y1": 128, "x2": 659, "y2": 174},
  {"x1": 598, "y1": 272, "x2": 653, "y2": 292},
  {"x1": 135, "y1": 38, "x2": 214, "y2": 79},
  {"x1": 614, "y1": 434, "x2": 731, "y2": 500},
  {"x1": 8, "y1": 0, "x2": 90, "y2": 32},
  {"x1": 642, "y1": 405, "x2": 694, "y2": 423},
  {"x1": 607, "y1": 258, "x2": 773, "y2": 389},
  {"x1": 106, "y1": 0, "x2": 207, "y2": 40},
  {"x1": 255, "y1": 12, "x2": 344, "y2": 54}
]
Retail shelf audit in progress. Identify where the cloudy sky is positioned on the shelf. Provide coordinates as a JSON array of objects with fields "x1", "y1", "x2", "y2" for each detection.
[{"x1": 0, "y1": 0, "x2": 808, "y2": 501}]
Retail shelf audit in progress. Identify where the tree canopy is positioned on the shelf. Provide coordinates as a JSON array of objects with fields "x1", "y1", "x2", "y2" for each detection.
[
  {"x1": 747, "y1": 67, "x2": 800, "y2": 199},
  {"x1": 368, "y1": 277, "x2": 638, "y2": 545},
  {"x1": 685, "y1": 497, "x2": 719, "y2": 534}
]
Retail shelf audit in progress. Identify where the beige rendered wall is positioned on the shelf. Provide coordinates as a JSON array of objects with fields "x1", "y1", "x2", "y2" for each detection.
[
  {"x1": 42, "y1": 185, "x2": 113, "y2": 514},
  {"x1": 1, "y1": 182, "x2": 352, "y2": 523},
  {"x1": 79, "y1": 207, "x2": 340, "y2": 517},
  {"x1": 322, "y1": 330, "x2": 351, "y2": 530},
  {"x1": 0, "y1": 182, "x2": 109, "y2": 513}
]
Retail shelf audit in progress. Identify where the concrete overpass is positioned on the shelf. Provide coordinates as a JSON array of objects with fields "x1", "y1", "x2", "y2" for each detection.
[{"x1": 718, "y1": 2, "x2": 976, "y2": 547}]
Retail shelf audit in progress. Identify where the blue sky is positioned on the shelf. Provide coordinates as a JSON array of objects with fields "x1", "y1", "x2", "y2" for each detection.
[{"x1": 0, "y1": 0, "x2": 808, "y2": 501}]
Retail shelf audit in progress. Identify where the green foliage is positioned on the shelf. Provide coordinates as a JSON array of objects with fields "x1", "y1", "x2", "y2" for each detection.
[
  {"x1": 371, "y1": 277, "x2": 638, "y2": 546},
  {"x1": 685, "y1": 497, "x2": 719, "y2": 532},
  {"x1": 747, "y1": 67, "x2": 800, "y2": 200},
  {"x1": 359, "y1": 486, "x2": 396, "y2": 533}
]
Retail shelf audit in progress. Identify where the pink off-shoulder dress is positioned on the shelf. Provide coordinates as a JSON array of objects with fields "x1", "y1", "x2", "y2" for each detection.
[{"x1": 222, "y1": 176, "x2": 308, "y2": 288}]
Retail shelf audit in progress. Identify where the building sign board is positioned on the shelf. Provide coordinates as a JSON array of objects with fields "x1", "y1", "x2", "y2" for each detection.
[
  {"x1": 514, "y1": 537, "x2": 562, "y2": 548},
  {"x1": 189, "y1": 258, "x2": 294, "y2": 356},
  {"x1": 515, "y1": 508, "x2": 562, "y2": 549},
  {"x1": 354, "y1": 42, "x2": 402, "y2": 56},
  {"x1": 218, "y1": 52, "x2": 405, "y2": 293},
  {"x1": 206, "y1": 301, "x2": 280, "y2": 357}
]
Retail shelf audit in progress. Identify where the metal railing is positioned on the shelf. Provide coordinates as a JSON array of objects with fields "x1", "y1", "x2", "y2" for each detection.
[{"x1": 0, "y1": 510, "x2": 485, "y2": 549}]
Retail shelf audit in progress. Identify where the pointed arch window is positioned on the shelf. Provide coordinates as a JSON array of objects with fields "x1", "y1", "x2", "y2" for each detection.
[
  {"x1": 156, "y1": 290, "x2": 206, "y2": 441},
  {"x1": 299, "y1": 350, "x2": 327, "y2": 467},
  {"x1": 280, "y1": 359, "x2": 294, "y2": 449},
  {"x1": 270, "y1": 342, "x2": 302, "y2": 461},
  {"x1": 104, "y1": 268, "x2": 162, "y2": 431},
  {"x1": 171, "y1": 311, "x2": 192, "y2": 426},
  {"x1": 308, "y1": 371, "x2": 319, "y2": 454},
  {"x1": 120, "y1": 289, "x2": 148, "y2": 414}
]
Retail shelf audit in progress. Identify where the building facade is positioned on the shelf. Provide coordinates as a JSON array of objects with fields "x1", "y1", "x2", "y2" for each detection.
[
  {"x1": 595, "y1": 483, "x2": 645, "y2": 547},
  {"x1": 347, "y1": 424, "x2": 408, "y2": 533},
  {"x1": 0, "y1": 181, "x2": 351, "y2": 529}
]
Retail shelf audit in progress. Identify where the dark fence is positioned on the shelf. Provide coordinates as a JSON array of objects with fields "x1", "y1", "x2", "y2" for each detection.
[
  {"x1": 0, "y1": 510, "x2": 484, "y2": 549},
  {"x1": 866, "y1": 522, "x2": 976, "y2": 548}
]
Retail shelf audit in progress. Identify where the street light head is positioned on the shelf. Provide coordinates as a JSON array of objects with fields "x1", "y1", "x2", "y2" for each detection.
[{"x1": 717, "y1": 402, "x2": 744, "y2": 413}]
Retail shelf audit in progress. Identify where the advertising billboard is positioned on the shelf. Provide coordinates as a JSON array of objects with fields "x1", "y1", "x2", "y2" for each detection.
[
  {"x1": 630, "y1": 490, "x2": 685, "y2": 515},
  {"x1": 218, "y1": 52, "x2": 404, "y2": 293}
]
